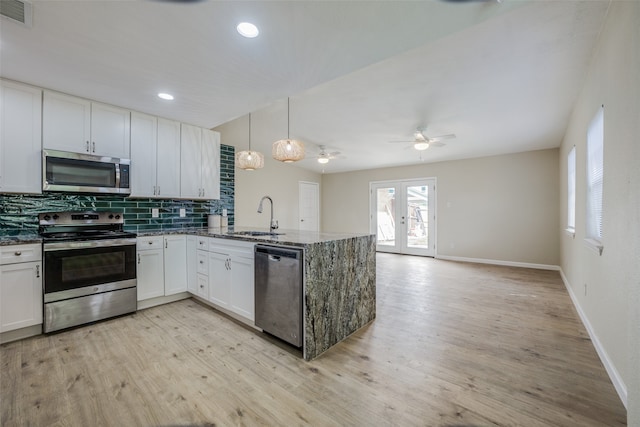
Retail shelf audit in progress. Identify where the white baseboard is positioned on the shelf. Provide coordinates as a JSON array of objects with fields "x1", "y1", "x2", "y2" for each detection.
[
  {"x1": 558, "y1": 268, "x2": 628, "y2": 409},
  {"x1": 137, "y1": 292, "x2": 190, "y2": 310},
  {"x1": 435, "y1": 254, "x2": 560, "y2": 271}
]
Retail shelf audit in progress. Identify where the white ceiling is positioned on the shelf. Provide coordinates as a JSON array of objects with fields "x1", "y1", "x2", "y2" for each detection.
[{"x1": 0, "y1": 0, "x2": 610, "y2": 173}]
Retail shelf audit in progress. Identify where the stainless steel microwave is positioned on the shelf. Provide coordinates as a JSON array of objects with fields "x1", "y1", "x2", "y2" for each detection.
[{"x1": 42, "y1": 149, "x2": 131, "y2": 195}]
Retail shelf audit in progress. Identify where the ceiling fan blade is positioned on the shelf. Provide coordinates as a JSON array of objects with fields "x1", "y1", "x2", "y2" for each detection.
[
  {"x1": 389, "y1": 140, "x2": 416, "y2": 144},
  {"x1": 428, "y1": 133, "x2": 456, "y2": 142},
  {"x1": 429, "y1": 141, "x2": 446, "y2": 147}
]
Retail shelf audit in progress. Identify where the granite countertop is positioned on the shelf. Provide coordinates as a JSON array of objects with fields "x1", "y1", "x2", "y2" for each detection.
[
  {"x1": 137, "y1": 227, "x2": 373, "y2": 247},
  {"x1": 0, "y1": 234, "x2": 42, "y2": 246}
]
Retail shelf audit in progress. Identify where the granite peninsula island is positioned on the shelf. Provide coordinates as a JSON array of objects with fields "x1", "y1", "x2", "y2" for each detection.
[{"x1": 143, "y1": 227, "x2": 378, "y2": 361}]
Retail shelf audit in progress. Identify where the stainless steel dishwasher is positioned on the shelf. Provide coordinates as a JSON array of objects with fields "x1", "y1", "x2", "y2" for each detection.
[{"x1": 255, "y1": 244, "x2": 303, "y2": 347}]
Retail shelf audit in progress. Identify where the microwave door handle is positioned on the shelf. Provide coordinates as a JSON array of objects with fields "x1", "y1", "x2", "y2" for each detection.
[{"x1": 115, "y1": 164, "x2": 121, "y2": 188}]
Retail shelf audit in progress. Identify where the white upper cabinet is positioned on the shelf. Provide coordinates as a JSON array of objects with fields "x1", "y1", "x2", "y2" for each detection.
[
  {"x1": 130, "y1": 112, "x2": 157, "y2": 197},
  {"x1": 180, "y1": 124, "x2": 220, "y2": 200},
  {"x1": 156, "y1": 118, "x2": 181, "y2": 198},
  {"x1": 0, "y1": 80, "x2": 42, "y2": 194},
  {"x1": 90, "y1": 102, "x2": 131, "y2": 158},
  {"x1": 130, "y1": 114, "x2": 181, "y2": 198},
  {"x1": 43, "y1": 91, "x2": 130, "y2": 159},
  {"x1": 201, "y1": 128, "x2": 221, "y2": 200},
  {"x1": 180, "y1": 123, "x2": 202, "y2": 199}
]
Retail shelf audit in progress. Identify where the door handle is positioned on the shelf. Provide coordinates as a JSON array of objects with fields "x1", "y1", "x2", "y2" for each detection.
[{"x1": 36, "y1": 264, "x2": 40, "y2": 278}]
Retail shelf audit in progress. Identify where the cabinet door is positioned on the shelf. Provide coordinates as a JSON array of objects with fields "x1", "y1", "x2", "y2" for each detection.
[
  {"x1": 0, "y1": 80, "x2": 42, "y2": 194},
  {"x1": 156, "y1": 118, "x2": 181, "y2": 198},
  {"x1": 43, "y1": 91, "x2": 91, "y2": 153},
  {"x1": 164, "y1": 235, "x2": 187, "y2": 296},
  {"x1": 186, "y1": 236, "x2": 197, "y2": 294},
  {"x1": 130, "y1": 112, "x2": 157, "y2": 197},
  {"x1": 208, "y1": 251, "x2": 230, "y2": 308},
  {"x1": 136, "y1": 249, "x2": 165, "y2": 301},
  {"x1": 0, "y1": 261, "x2": 43, "y2": 332},
  {"x1": 180, "y1": 123, "x2": 202, "y2": 199},
  {"x1": 201, "y1": 129, "x2": 220, "y2": 200},
  {"x1": 90, "y1": 102, "x2": 130, "y2": 158},
  {"x1": 230, "y1": 253, "x2": 254, "y2": 321}
]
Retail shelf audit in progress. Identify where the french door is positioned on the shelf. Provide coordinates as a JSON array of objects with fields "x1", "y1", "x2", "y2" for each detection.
[{"x1": 370, "y1": 178, "x2": 436, "y2": 256}]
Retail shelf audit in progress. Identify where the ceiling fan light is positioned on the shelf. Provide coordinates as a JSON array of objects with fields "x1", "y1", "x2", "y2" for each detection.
[
  {"x1": 317, "y1": 156, "x2": 329, "y2": 164},
  {"x1": 414, "y1": 141, "x2": 429, "y2": 151},
  {"x1": 273, "y1": 139, "x2": 305, "y2": 162},
  {"x1": 236, "y1": 150, "x2": 264, "y2": 170}
]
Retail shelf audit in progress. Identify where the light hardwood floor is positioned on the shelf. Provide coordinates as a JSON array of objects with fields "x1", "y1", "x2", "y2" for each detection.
[{"x1": 1, "y1": 254, "x2": 627, "y2": 426}]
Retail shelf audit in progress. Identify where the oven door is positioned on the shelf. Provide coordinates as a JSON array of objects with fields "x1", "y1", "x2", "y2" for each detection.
[{"x1": 43, "y1": 239, "x2": 136, "y2": 302}]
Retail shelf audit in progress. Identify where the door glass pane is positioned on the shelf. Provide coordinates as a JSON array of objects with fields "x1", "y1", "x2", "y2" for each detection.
[
  {"x1": 406, "y1": 185, "x2": 428, "y2": 249},
  {"x1": 376, "y1": 187, "x2": 395, "y2": 246}
]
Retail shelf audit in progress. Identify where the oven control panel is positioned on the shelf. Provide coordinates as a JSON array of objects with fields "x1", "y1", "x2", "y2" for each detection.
[{"x1": 39, "y1": 211, "x2": 124, "y2": 226}]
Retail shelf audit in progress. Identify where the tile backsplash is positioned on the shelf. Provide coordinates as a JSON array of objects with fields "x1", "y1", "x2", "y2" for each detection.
[{"x1": 0, "y1": 145, "x2": 235, "y2": 236}]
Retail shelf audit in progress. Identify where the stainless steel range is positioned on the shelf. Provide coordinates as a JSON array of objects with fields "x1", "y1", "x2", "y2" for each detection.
[{"x1": 39, "y1": 211, "x2": 137, "y2": 333}]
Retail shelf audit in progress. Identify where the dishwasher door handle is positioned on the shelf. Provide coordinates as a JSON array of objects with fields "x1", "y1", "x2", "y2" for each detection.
[{"x1": 268, "y1": 255, "x2": 281, "y2": 262}]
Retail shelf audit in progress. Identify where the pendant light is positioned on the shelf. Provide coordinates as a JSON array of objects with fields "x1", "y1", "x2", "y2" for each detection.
[
  {"x1": 272, "y1": 97, "x2": 305, "y2": 162},
  {"x1": 235, "y1": 113, "x2": 264, "y2": 170}
]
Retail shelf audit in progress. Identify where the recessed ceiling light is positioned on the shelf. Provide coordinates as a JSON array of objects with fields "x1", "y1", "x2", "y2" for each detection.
[
  {"x1": 237, "y1": 22, "x2": 259, "y2": 38},
  {"x1": 158, "y1": 93, "x2": 174, "y2": 101}
]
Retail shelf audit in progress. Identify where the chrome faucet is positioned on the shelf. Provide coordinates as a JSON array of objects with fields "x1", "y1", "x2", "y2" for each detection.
[{"x1": 257, "y1": 196, "x2": 278, "y2": 231}]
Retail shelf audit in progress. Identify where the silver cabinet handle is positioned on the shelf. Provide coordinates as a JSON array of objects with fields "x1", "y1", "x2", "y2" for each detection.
[
  {"x1": 157, "y1": 186, "x2": 160, "y2": 195},
  {"x1": 86, "y1": 141, "x2": 90, "y2": 152},
  {"x1": 14, "y1": 251, "x2": 22, "y2": 256},
  {"x1": 199, "y1": 260, "x2": 204, "y2": 264},
  {"x1": 165, "y1": 239, "x2": 168, "y2": 249},
  {"x1": 153, "y1": 186, "x2": 157, "y2": 196},
  {"x1": 148, "y1": 240, "x2": 153, "y2": 245},
  {"x1": 36, "y1": 264, "x2": 40, "y2": 278},
  {"x1": 92, "y1": 141, "x2": 96, "y2": 152},
  {"x1": 138, "y1": 253, "x2": 141, "y2": 264}
]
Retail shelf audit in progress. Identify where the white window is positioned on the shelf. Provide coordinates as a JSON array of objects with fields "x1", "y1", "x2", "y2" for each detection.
[
  {"x1": 567, "y1": 146, "x2": 576, "y2": 231},
  {"x1": 586, "y1": 105, "x2": 604, "y2": 245}
]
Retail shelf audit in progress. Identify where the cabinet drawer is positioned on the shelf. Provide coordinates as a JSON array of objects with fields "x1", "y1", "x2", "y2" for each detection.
[
  {"x1": 196, "y1": 237, "x2": 209, "y2": 250},
  {"x1": 196, "y1": 250, "x2": 208, "y2": 275},
  {"x1": 197, "y1": 273, "x2": 208, "y2": 299},
  {"x1": 0, "y1": 244, "x2": 42, "y2": 265},
  {"x1": 137, "y1": 236, "x2": 163, "y2": 250}
]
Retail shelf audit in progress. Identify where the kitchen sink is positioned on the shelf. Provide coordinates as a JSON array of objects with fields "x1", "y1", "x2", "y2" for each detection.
[{"x1": 230, "y1": 231, "x2": 283, "y2": 237}]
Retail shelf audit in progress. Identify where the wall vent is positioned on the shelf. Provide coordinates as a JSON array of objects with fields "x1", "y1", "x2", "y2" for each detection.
[{"x1": 0, "y1": 0, "x2": 32, "y2": 27}]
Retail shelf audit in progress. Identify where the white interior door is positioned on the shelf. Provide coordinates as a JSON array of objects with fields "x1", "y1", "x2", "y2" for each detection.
[
  {"x1": 370, "y1": 179, "x2": 436, "y2": 257},
  {"x1": 299, "y1": 181, "x2": 319, "y2": 232}
]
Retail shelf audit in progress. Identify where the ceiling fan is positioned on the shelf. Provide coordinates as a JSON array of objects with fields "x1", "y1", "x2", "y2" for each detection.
[
  {"x1": 389, "y1": 128, "x2": 456, "y2": 151},
  {"x1": 315, "y1": 145, "x2": 341, "y2": 164}
]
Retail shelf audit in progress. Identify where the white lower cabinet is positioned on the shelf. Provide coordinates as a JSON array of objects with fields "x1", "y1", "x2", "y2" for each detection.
[
  {"x1": 186, "y1": 236, "x2": 198, "y2": 294},
  {"x1": 163, "y1": 235, "x2": 187, "y2": 296},
  {"x1": 207, "y1": 239, "x2": 255, "y2": 322},
  {"x1": 136, "y1": 236, "x2": 165, "y2": 301},
  {"x1": 138, "y1": 234, "x2": 255, "y2": 323},
  {"x1": 208, "y1": 250, "x2": 231, "y2": 309},
  {"x1": 0, "y1": 244, "x2": 43, "y2": 333},
  {"x1": 137, "y1": 235, "x2": 187, "y2": 302}
]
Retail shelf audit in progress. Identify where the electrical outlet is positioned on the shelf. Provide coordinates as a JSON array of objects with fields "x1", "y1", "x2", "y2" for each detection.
[
  {"x1": 179, "y1": 208, "x2": 186, "y2": 218},
  {"x1": 152, "y1": 208, "x2": 159, "y2": 218}
]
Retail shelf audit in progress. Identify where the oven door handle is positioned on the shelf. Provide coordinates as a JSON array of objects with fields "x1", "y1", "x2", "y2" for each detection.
[{"x1": 44, "y1": 238, "x2": 138, "y2": 251}]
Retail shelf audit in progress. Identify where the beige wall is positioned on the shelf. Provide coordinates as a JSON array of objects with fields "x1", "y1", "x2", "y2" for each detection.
[
  {"x1": 214, "y1": 107, "x2": 321, "y2": 230},
  {"x1": 558, "y1": 1, "x2": 639, "y2": 415},
  {"x1": 322, "y1": 149, "x2": 560, "y2": 266}
]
